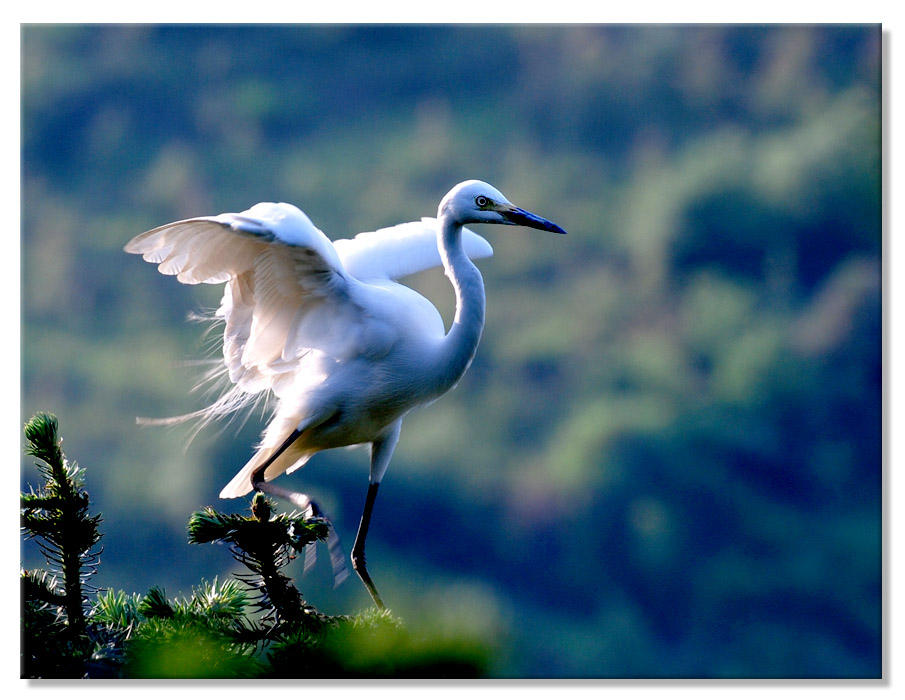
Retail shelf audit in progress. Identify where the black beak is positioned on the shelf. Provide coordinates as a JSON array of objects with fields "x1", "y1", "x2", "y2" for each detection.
[{"x1": 502, "y1": 206, "x2": 567, "y2": 234}]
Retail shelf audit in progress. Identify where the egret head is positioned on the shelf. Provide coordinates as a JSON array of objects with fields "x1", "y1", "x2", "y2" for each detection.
[{"x1": 439, "y1": 180, "x2": 567, "y2": 234}]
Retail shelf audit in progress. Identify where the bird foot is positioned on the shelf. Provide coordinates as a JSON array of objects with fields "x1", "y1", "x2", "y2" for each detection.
[
  {"x1": 305, "y1": 498, "x2": 350, "y2": 588},
  {"x1": 250, "y1": 474, "x2": 350, "y2": 588}
]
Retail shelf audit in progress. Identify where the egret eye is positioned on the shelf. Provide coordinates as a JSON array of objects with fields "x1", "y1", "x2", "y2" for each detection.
[{"x1": 475, "y1": 195, "x2": 489, "y2": 208}]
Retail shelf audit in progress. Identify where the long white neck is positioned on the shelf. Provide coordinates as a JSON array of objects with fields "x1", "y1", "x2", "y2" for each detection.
[{"x1": 433, "y1": 214, "x2": 486, "y2": 395}]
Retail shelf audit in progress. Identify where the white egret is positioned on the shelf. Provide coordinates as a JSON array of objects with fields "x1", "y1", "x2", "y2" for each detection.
[{"x1": 125, "y1": 180, "x2": 566, "y2": 608}]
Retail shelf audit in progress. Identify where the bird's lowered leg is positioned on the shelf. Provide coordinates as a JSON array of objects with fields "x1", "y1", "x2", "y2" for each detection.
[
  {"x1": 352, "y1": 482, "x2": 383, "y2": 609},
  {"x1": 250, "y1": 426, "x2": 349, "y2": 587},
  {"x1": 352, "y1": 420, "x2": 402, "y2": 609},
  {"x1": 251, "y1": 428, "x2": 308, "y2": 509}
]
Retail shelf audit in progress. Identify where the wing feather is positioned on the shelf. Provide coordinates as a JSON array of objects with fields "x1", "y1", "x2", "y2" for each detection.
[
  {"x1": 333, "y1": 217, "x2": 492, "y2": 281},
  {"x1": 126, "y1": 219, "x2": 264, "y2": 284},
  {"x1": 125, "y1": 203, "x2": 373, "y2": 402}
]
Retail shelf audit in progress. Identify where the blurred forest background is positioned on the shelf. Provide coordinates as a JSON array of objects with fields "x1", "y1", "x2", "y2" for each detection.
[{"x1": 20, "y1": 25, "x2": 881, "y2": 678}]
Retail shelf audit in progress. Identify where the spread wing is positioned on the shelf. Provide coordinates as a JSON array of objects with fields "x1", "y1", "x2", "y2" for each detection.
[
  {"x1": 333, "y1": 217, "x2": 492, "y2": 281},
  {"x1": 125, "y1": 202, "x2": 370, "y2": 398}
]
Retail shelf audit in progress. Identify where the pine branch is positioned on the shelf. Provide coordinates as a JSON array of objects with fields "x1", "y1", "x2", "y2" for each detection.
[
  {"x1": 20, "y1": 412, "x2": 103, "y2": 648},
  {"x1": 117, "y1": 579, "x2": 264, "y2": 678},
  {"x1": 188, "y1": 493, "x2": 328, "y2": 624},
  {"x1": 138, "y1": 586, "x2": 175, "y2": 620},
  {"x1": 21, "y1": 568, "x2": 67, "y2": 607}
]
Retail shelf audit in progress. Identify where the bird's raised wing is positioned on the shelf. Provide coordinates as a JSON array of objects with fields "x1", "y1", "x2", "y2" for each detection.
[
  {"x1": 334, "y1": 217, "x2": 492, "y2": 281},
  {"x1": 125, "y1": 203, "x2": 369, "y2": 397}
]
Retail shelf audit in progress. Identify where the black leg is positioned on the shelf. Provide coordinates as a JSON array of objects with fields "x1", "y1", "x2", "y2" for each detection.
[
  {"x1": 249, "y1": 428, "x2": 349, "y2": 587},
  {"x1": 251, "y1": 429, "x2": 317, "y2": 513},
  {"x1": 251, "y1": 428, "x2": 303, "y2": 493},
  {"x1": 352, "y1": 482, "x2": 385, "y2": 609}
]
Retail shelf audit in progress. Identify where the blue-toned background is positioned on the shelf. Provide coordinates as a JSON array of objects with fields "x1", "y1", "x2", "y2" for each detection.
[{"x1": 21, "y1": 25, "x2": 881, "y2": 677}]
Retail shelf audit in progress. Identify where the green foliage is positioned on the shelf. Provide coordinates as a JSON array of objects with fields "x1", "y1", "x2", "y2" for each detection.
[
  {"x1": 20, "y1": 416, "x2": 490, "y2": 678},
  {"x1": 111, "y1": 582, "x2": 488, "y2": 679},
  {"x1": 92, "y1": 588, "x2": 143, "y2": 629},
  {"x1": 267, "y1": 607, "x2": 490, "y2": 678},
  {"x1": 188, "y1": 494, "x2": 328, "y2": 623},
  {"x1": 20, "y1": 570, "x2": 89, "y2": 678},
  {"x1": 20, "y1": 412, "x2": 104, "y2": 678},
  {"x1": 110, "y1": 580, "x2": 263, "y2": 679},
  {"x1": 21, "y1": 414, "x2": 103, "y2": 567}
]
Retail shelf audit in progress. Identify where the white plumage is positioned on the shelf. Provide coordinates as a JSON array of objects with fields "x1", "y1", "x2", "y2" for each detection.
[{"x1": 126, "y1": 180, "x2": 565, "y2": 607}]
